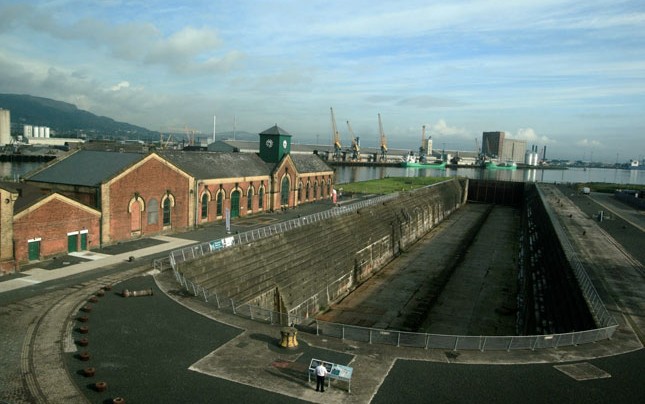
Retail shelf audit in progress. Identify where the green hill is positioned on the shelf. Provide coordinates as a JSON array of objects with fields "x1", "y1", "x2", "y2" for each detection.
[{"x1": 0, "y1": 93, "x2": 157, "y2": 140}]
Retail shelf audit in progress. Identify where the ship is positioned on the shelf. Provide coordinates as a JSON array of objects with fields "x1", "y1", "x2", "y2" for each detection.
[
  {"x1": 485, "y1": 160, "x2": 517, "y2": 170},
  {"x1": 400, "y1": 152, "x2": 446, "y2": 169}
]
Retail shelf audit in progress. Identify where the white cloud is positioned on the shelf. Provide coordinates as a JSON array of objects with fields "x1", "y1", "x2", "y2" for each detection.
[
  {"x1": 110, "y1": 81, "x2": 130, "y2": 91},
  {"x1": 577, "y1": 138, "x2": 602, "y2": 148},
  {"x1": 512, "y1": 128, "x2": 553, "y2": 144}
]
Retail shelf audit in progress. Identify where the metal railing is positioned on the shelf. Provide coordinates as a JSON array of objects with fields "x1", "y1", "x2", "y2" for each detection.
[
  {"x1": 174, "y1": 291, "x2": 617, "y2": 351},
  {"x1": 169, "y1": 183, "x2": 618, "y2": 351},
  {"x1": 169, "y1": 193, "x2": 398, "y2": 269},
  {"x1": 537, "y1": 185, "x2": 618, "y2": 328}
]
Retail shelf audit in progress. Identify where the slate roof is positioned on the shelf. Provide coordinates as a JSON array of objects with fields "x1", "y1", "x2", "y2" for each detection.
[
  {"x1": 207, "y1": 141, "x2": 240, "y2": 152},
  {"x1": 159, "y1": 151, "x2": 271, "y2": 180},
  {"x1": 290, "y1": 154, "x2": 334, "y2": 174},
  {"x1": 24, "y1": 150, "x2": 145, "y2": 187},
  {"x1": 259, "y1": 125, "x2": 291, "y2": 137},
  {"x1": 0, "y1": 181, "x2": 49, "y2": 213}
]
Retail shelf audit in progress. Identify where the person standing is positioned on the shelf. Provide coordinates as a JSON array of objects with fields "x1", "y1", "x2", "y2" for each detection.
[{"x1": 315, "y1": 362, "x2": 328, "y2": 392}]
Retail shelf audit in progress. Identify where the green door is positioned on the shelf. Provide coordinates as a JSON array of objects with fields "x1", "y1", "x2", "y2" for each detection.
[
  {"x1": 80, "y1": 232, "x2": 87, "y2": 250},
  {"x1": 28, "y1": 240, "x2": 40, "y2": 261},
  {"x1": 68, "y1": 233, "x2": 78, "y2": 253},
  {"x1": 231, "y1": 190, "x2": 240, "y2": 218}
]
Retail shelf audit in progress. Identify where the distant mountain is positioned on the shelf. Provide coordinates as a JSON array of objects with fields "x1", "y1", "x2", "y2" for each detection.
[{"x1": 0, "y1": 93, "x2": 157, "y2": 140}]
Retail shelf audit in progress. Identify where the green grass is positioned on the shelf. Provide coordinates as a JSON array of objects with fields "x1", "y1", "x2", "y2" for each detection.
[{"x1": 338, "y1": 176, "x2": 449, "y2": 194}]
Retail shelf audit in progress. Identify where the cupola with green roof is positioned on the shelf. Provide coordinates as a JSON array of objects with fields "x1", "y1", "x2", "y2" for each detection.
[{"x1": 259, "y1": 124, "x2": 291, "y2": 163}]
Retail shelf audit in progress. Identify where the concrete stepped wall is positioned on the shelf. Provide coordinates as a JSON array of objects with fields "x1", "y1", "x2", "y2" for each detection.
[
  {"x1": 518, "y1": 184, "x2": 596, "y2": 334},
  {"x1": 177, "y1": 178, "x2": 468, "y2": 322}
]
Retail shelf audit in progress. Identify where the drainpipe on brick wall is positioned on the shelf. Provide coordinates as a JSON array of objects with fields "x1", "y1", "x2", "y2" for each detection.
[{"x1": 194, "y1": 181, "x2": 199, "y2": 229}]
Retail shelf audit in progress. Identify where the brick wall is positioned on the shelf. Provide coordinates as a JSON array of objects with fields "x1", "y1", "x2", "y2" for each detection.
[
  {"x1": 103, "y1": 155, "x2": 191, "y2": 244},
  {"x1": 12, "y1": 196, "x2": 100, "y2": 264}
]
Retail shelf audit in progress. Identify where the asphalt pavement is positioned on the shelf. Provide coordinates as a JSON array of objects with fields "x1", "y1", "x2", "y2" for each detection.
[{"x1": 1, "y1": 192, "x2": 644, "y2": 403}]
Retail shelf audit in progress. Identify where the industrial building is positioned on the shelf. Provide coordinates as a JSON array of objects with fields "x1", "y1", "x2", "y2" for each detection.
[
  {"x1": 0, "y1": 125, "x2": 334, "y2": 272},
  {"x1": 482, "y1": 131, "x2": 527, "y2": 163},
  {"x1": 0, "y1": 109, "x2": 10, "y2": 146}
]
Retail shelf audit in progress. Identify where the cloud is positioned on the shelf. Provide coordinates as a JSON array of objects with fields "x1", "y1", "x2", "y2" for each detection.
[
  {"x1": 397, "y1": 96, "x2": 467, "y2": 108},
  {"x1": 577, "y1": 138, "x2": 602, "y2": 148},
  {"x1": 512, "y1": 128, "x2": 553, "y2": 144},
  {"x1": 110, "y1": 81, "x2": 130, "y2": 91},
  {"x1": 0, "y1": 3, "x2": 240, "y2": 75}
]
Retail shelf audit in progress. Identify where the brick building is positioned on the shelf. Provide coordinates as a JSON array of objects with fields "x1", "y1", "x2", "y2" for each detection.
[
  {"x1": 0, "y1": 182, "x2": 101, "y2": 271},
  {"x1": 0, "y1": 125, "x2": 333, "y2": 273}
]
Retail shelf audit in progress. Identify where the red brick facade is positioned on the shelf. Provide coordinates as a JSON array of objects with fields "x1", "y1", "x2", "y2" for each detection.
[
  {"x1": 12, "y1": 194, "x2": 100, "y2": 264},
  {"x1": 197, "y1": 176, "x2": 270, "y2": 222},
  {"x1": 4, "y1": 146, "x2": 333, "y2": 272},
  {"x1": 101, "y1": 154, "x2": 192, "y2": 244}
]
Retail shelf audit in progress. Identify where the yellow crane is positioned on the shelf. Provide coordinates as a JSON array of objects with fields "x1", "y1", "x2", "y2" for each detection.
[
  {"x1": 378, "y1": 113, "x2": 388, "y2": 161},
  {"x1": 330, "y1": 107, "x2": 342, "y2": 160},
  {"x1": 346, "y1": 120, "x2": 360, "y2": 161}
]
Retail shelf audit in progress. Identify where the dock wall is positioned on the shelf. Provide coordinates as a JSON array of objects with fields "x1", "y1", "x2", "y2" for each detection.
[{"x1": 177, "y1": 178, "x2": 468, "y2": 322}]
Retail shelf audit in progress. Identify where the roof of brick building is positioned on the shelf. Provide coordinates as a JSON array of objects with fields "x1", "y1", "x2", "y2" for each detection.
[
  {"x1": 24, "y1": 150, "x2": 145, "y2": 187},
  {"x1": 159, "y1": 151, "x2": 271, "y2": 179}
]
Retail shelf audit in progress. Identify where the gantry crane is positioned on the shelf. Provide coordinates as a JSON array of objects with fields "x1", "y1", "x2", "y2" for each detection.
[
  {"x1": 165, "y1": 126, "x2": 201, "y2": 146},
  {"x1": 378, "y1": 113, "x2": 388, "y2": 161},
  {"x1": 330, "y1": 107, "x2": 342, "y2": 160},
  {"x1": 346, "y1": 120, "x2": 360, "y2": 161}
]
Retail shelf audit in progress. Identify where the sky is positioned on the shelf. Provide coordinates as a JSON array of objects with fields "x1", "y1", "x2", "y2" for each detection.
[{"x1": 1, "y1": 1, "x2": 644, "y2": 162}]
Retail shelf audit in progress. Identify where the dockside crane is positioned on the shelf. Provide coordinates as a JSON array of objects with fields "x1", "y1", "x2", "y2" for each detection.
[
  {"x1": 330, "y1": 107, "x2": 342, "y2": 160},
  {"x1": 346, "y1": 120, "x2": 360, "y2": 161},
  {"x1": 378, "y1": 113, "x2": 388, "y2": 161},
  {"x1": 165, "y1": 126, "x2": 201, "y2": 146}
]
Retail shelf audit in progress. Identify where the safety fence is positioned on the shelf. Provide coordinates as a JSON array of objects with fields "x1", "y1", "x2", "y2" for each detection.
[
  {"x1": 538, "y1": 186, "x2": 618, "y2": 329},
  {"x1": 171, "y1": 267, "x2": 618, "y2": 351},
  {"x1": 167, "y1": 183, "x2": 619, "y2": 351},
  {"x1": 168, "y1": 193, "x2": 398, "y2": 270}
]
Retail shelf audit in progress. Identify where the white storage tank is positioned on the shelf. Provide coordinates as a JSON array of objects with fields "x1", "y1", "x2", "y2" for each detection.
[
  {"x1": 23, "y1": 124, "x2": 33, "y2": 138},
  {"x1": 44, "y1": 127, "x2": 50, "y2": 138},
  {"x1": 0, "y1": 108, "x2": 10, "y2": 145}
]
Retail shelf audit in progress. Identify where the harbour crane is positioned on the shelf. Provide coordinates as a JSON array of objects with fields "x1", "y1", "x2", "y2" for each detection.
[
  {"x1": 378, "y1": 113, "x2": 388, "y2": 161},
  {"x1": 165, "y1": 126, "x2": 201, "y2": 146},
  {"x1": 346, "y1": 120, "x2": 360, "y2": 161},
  {"x1": 330, "y1": 107, "x2": 342, "y2": 160}
]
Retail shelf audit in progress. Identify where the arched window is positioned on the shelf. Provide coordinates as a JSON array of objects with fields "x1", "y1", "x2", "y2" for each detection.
[
  {"x1": 280, "y1": 176, "x2": 290, "y2": 206},
  {"x1": 147, "y1": 198, "x2": 158, "y2": 225},
  {"x1": 306, "y1": 182, "x2": 311, "y2": 200},
  {"x1": 258, "y1": 186, "x2": 264, "y2": 209},
  {"x1": 313, "y1": 181, "x2": 318, "y2": 199},
  {"x1": 163, "y1": 198, "x2": 171, "y2": 226},
  {"x1": 247, "y1": 187, "x2": 254, "y2": 211},
  {"x1": 216, "y1": 191, "x2": 223, "y2": 216},
  {"x1": 201, "y1": 193, "x2": 209, "y2": 219}
]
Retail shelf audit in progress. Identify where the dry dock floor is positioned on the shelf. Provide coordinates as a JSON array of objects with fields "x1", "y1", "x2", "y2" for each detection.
[{"x1": 318, "y1": 203, "x2": 520, "y2": 336}]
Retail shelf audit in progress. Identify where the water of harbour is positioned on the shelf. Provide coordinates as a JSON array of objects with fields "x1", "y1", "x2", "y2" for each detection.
[
  {"x1": 2, "y1": 161, "x2": 644, "y2": 186},
  {"x1": 334, "y1": 165, "x2": 645, "y2": 186},
  {"x1": 0, "y1": 161, "x2": 44, "y2": 181}
]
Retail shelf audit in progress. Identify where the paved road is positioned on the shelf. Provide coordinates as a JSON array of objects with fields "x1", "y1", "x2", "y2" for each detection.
[{"x1": 1, "y1": 190, "x2": 644, "y2": 403}]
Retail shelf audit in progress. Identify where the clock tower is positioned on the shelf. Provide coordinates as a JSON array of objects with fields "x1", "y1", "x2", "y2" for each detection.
[{"x1": 259, "y1": 124, "x2": 292, "y2": 163}]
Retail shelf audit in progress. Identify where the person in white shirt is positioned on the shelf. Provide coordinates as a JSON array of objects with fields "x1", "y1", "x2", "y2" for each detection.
[{"x1": 315, "y1": 362, "x2": 329, "y2": 392}]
